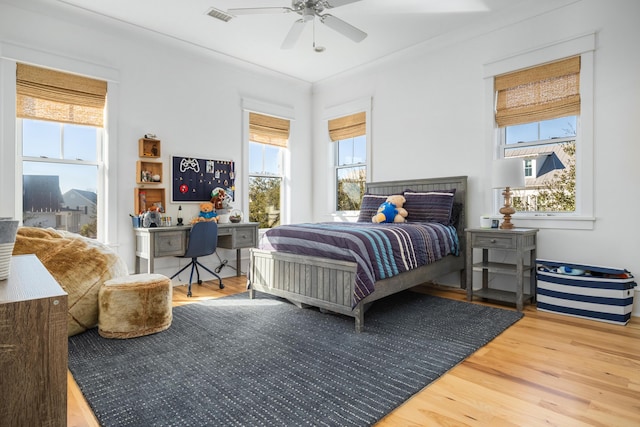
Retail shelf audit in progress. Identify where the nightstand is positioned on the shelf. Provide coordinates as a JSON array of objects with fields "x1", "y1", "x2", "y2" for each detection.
[{"x1": 465, "y1": 227, "x2": 538, "y2": 311}]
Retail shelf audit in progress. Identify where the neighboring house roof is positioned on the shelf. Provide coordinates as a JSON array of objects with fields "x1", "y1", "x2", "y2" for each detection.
[
  {"x1": 508, "y1": 143, "x2": 573, "y2": 188},
  {"x1": 537, "y1": 152, "x2": 565, "y2": 177},
  {"x1": 23, "y1": 177, "x2": 97, "y2": 213},
  {"x1": 63, "y1": 189, "x2": 97, "y2": 207},
  {"x1": 23, "y1": 175, "x2": 63, "y2": 212}
]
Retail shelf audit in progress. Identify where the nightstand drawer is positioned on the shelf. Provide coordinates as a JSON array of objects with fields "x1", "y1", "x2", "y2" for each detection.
[{"x1": 471, "y1": 233, "x2": 516, "y2": 249}]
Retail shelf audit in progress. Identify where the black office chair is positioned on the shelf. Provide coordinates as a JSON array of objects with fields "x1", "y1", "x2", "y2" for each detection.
[{"x1": 170, "y1": 221, "x2": 224, "y2": 297}]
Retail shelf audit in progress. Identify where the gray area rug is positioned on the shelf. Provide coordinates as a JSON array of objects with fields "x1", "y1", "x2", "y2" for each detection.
[{"x1": 68, "y1": 291, "x2": 523, "y2": 426}]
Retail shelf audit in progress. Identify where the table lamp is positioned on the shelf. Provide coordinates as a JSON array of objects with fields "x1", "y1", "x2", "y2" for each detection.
[{"x1": 492, "y1": 158, "x2": 524, "y2": 229}]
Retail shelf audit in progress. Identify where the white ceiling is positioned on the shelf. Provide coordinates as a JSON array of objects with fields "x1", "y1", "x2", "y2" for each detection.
[{"x1": 16, "y1": 0, "x2": 573, "y2": 82}]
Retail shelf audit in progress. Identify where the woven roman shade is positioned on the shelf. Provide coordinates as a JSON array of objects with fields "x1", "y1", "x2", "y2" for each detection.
[
  {"x1": 16, "y1": 63, "x2": 107, "y2": 127},
  {"x1": 249, "y1": 112, "x2": 290, "y2": 148},
  {"x1": 328, "y1": 111, "x2": 366, "y2": 141},
  {"x1": 495, "y1": 56, "x2": 580, "y2": 127}
]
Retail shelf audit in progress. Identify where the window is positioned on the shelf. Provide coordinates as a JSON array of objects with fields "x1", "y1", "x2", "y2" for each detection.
[
  {"x1": 247, "y1": 112, "x2": 289, "y2": 229},
  {"x1": 20, "y1": 119, "x2": 101, "y2": 236},
  {"x1": 485, "y1": 34, "x2": 595, "y2": 229},
  {"x1": 524, "y1": 159, "x2": 534, "y2": 178},
  {"x1": 335, "y1": 135, "x2": 366, "y2": 211},
  {"x1": 502, "y1": 115, "x2": 577, "y2": 213},
  {"x1": 490, "y1": 48, "x2": 594, "y2": 226},
  {"x1": 16, "y1": 63, "x2": 106, "y2": 238},
  {"x1": 329, "y1": 112, "x2": 366, "y2": 211}
]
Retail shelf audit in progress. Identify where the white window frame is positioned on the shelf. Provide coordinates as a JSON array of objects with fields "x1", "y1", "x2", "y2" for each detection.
[
  {"x1": 483, "y1": 33, "x2": 595, "y2": 230},
  {"x1": 0, "y1": 42, "x2": 120, "y2": 244},
  {"x1": 241, "y1": 98, "x2": 294, "y2": 228},
  {"x1": 18, "y1": 119, "x2": 104, "y2": 234},
  {"x1": 323, "y1": 97, "x2": 372, "y2": 217},
  {"x1": 334, "y1": 134, "x2": 367, "y2": 212},
  {"x1": 247, "y1": 141, "x2": 285, "y2": 229}
]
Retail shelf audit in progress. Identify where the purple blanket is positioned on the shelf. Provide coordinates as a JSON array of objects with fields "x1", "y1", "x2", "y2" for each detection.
[{"x1": 259, "y1": 222, "x2": 459, "y2": 307}]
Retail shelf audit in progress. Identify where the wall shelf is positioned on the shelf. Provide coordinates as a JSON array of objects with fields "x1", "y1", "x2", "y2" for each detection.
[
  {"x1": 134, "y1": 188, "x2": 165, "y2": 214},
  {"x1": 138, "y1": 138, "x2": 161, "y2": 158},
  {"x1": 135, "y1": 137, "x2": 164, "y2": 215},
  {"x1": 136, "y1": 160, "x2": 163, "y2": 184}
]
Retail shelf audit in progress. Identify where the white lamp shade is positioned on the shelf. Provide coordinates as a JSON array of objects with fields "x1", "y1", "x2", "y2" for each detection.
[{"x1": 492, "y1": 158, "x2": 524, "y2": 189}]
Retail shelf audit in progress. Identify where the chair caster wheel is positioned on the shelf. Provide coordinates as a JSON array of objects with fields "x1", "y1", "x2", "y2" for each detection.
[
  {"x1": 197, "y1": 279, "x2": 202, "y2": 285},
  {"x1": 219, "y1": 283, "x2": 225, "y2": 289},
  {"x1": 187, "y1": 291, "x2": 192, "y2": 297}
]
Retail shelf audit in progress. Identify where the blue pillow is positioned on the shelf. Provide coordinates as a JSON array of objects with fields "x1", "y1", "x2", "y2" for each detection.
[
  {"x1": 403, "y1": 190, "x2": 456, "y2": 224},
  {"x1": 357, "y1": 194, "x2": 389, "y2": 222}
]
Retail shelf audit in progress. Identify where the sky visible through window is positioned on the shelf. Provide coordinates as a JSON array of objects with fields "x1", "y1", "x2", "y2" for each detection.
[
  {"x1": 338, "y1": 135, "x2": 366, "y2": 165},
  {"x1": 22, "y1": 119, "x2": 98, "y2": 193},
  {"x1": 505, "y1": 116, "x2": 576, "y2": 144},
  {"x1": 249, "y1": 141, "x2": 280, "y2": 175}
]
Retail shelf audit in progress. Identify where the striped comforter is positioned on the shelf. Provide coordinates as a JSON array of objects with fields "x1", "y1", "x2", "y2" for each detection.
[{"x1": 259, "y1": 222, "x2": 459, "y2": 307}]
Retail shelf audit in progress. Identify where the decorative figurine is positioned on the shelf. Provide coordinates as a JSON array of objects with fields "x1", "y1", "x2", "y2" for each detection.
[{"x1": 177, "y1": 205, "x2": 183, "y2": 226}]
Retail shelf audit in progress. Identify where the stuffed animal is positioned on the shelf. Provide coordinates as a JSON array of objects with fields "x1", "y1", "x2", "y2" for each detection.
[
  {"x1": 372, "y1": 195, "x2": 408, "y2": 223},
  {"x1": 210, "y1": 187, "x2": 230, "y2": 211},
  {"x1": 191, "y1": 201, "x2": 218, "y2": 223}
]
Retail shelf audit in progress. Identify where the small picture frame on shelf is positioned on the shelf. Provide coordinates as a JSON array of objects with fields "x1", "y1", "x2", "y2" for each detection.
[{"x1": 491, "y1": 219, "x2": 500, "y2": 229}]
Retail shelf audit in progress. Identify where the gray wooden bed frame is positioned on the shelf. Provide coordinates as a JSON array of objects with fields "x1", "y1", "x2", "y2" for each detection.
[{"x1": 248, "y1": 176, "x2": 467, "y2": 332}]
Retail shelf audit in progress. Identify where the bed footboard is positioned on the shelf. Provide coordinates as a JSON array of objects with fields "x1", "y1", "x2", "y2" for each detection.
[
  {"x1": 248, "y1": 249, "x2": 370, "y2": 330},
  {"x1": 248, "y1": 248, "x2": 464, "y2": 332}
]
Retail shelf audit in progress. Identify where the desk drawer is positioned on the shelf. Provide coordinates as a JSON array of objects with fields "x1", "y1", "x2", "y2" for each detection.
[
  {"x1": 155, "y1": 231, "x2": 186, "y2": 256},
  {"x1": 217, "y1": 227, "x2": 232, "y2": 236},
  {"x1": 232, "y1": 228, "x2": 257, "y2": 248},
  {"x1": 471, "y1": 233, "x2": 516, "y2": 250}
]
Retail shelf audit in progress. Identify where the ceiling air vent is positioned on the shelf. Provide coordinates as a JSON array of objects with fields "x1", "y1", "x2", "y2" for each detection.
[{"x1": 206, "y1": 7, "x2": 233, "y2": 22}]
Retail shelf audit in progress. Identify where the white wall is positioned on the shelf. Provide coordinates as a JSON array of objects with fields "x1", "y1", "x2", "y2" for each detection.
[
  {"x1": 311, "y1": 0, "x2": 640, "y2": 297},
  {"x1": 0, "y1": 1, "x2": 313, "y2": 278},
  {"x1": 2, "y1": 1, "x2": 639, "y2": 313}
]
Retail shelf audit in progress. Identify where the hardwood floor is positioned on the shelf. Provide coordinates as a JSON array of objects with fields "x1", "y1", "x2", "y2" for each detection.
[{"x1": 67, "y1": 277, "x2": 640, "y2": 427}]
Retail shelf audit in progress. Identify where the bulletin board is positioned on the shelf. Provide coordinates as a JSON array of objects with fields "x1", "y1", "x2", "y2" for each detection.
[{"x1": 171, "y1": 156, "x2": 235, "y2": 203}]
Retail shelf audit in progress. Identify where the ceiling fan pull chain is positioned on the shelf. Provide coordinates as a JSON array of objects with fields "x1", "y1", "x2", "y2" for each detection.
[{"x1": 313, "y1": 18, "x2": 326, "y2": 53}]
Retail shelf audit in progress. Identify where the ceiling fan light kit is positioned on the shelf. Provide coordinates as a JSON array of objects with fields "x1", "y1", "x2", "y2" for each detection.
[{"x1": 227, "y1": 0, "x2": 367, "y2": 49}]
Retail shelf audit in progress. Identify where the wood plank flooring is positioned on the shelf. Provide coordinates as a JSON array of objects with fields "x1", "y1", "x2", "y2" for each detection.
[{"x1": 67, "y1": 277, "x2": 640, "y2": 427}]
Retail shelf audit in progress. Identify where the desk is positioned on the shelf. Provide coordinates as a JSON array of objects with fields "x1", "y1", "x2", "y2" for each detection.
[{"x1": 134, "y1": 222, "x2": 259, "y2": 276}]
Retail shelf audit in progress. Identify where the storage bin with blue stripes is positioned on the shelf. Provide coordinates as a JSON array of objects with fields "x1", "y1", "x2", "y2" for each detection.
[{"x1": 536, "y1": 259, "x2": 637, "y2": 325}]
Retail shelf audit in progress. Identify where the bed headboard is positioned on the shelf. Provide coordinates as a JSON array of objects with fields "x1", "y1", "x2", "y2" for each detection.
[{"x1": 365, "y1": 176, "x2": 468, "y2": 236}]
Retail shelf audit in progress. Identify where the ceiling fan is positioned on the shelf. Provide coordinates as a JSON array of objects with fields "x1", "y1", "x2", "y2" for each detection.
[{"x1": 228, "y1": 0, "x2": 367, "y2": 49}]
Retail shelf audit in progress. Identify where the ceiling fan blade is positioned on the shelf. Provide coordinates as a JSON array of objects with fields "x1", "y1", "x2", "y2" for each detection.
[
  {"x1": 320, "y1": 14, "x2": 367, "y2": 42},
  {"x1": 227, "y1": 7, "x2": 291, "y2": 15},
  {"x1": 324, "y1": 0, "x2": 363, "y2": 9},
  {"x1": 281, "y1": 19, "x2": 306, "y2": 49}
]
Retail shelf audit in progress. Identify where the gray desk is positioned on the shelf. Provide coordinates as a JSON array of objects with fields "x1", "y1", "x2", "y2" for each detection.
[{"x1": 134, "y1": 222, "x2": 259, "y2": 276}]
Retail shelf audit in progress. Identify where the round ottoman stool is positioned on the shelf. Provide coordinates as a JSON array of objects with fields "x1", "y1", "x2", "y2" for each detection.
[{"x1": 98, "y1": 273, "x2": 173, "y2": 339}]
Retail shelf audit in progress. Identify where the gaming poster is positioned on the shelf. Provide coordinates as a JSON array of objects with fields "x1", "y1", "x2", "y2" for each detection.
[{"x1": 171, "y1": 156, "x2": 235, "y2": 203}]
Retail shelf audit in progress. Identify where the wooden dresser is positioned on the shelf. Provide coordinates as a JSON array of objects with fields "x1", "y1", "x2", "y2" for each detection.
[{"x1": 0, "y1": 254, "x2": 68, "y2": 427}]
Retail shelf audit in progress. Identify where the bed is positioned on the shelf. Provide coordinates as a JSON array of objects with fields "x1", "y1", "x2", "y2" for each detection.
[{"x1": 248, "y1": 176, "x2": 467, "y2": 332}]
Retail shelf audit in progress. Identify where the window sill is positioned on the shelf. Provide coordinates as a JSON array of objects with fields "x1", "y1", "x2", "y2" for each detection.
[
  {"x1": 509, "y1": 215, "x2": 595, "y2": 230},
  {"x1": 331, "y1": 211, "x2": 359, "y2": 222}
]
